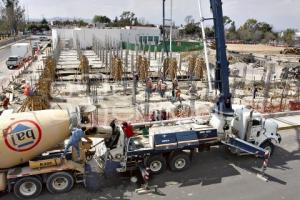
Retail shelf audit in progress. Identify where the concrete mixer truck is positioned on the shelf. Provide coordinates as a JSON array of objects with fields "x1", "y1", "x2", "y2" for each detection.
[{"x1": 0, "y1": 109, "x2": 100, "y2": 199}]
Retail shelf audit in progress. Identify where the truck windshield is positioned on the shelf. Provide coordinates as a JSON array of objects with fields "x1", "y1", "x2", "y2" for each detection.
[{"x1": 8, "y1": 57, "x2": 18, "y2": 61}]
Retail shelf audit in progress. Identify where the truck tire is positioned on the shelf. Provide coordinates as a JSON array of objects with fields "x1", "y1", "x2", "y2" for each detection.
[
  {"x1": 46, "y1": 172, "x2": 74, "y2": 194},
  {"x1": 146, "y1": 155, "x2": 166, "y2": 174},
  {"x1": 7, "y1": 65, "x2": 14, "y2": 70},
  {"x1": 13, "y1": 176, "x2": 42, "y2": 199},
  {"x1": 168, "y1": 152, "x2": 191, "y2": 172},
  {"x1": 260, "y1": 141, "x2": 274, "y2": 156}
]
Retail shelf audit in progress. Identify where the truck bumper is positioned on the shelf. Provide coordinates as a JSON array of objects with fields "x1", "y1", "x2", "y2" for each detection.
[{"x1": 7, "y1": 65, "x2": 16, "y2": 70}]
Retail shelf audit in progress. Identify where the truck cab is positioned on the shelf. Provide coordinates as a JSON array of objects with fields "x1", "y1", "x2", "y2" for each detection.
[
  {"x1": 6, "y1": 56, "x2": 23, "y2": 69},
  {"x1": 231, "y1": 107, "x2": 281, "y2": 154}
]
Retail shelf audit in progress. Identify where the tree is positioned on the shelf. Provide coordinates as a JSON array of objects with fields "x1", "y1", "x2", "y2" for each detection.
[
  {"x1": 253, "y1": 30, "x2": 264, "y2": 42},
  {"x1": 205, "y1": 27, "x2": 214, "y2": 38},
  {"x1": 184, "y1": 23, "x2": 201, "y2": 35},
  {"x1": 1, "y1": 0, "x2": 25, "y2": 34},
  {"x1": 238, "y1": 29, "x2": 252, "y2": 42},
  {"x1": 41, "y1": 18, "x2": 48, "y2": 25},
  {"x1": 282, "y1": 28, "x2": 296, "y2": 46},
  {"x1": 113, "y1": 17, "x2": 118, "y2": 23},
  {"x1": 227, "y1": 21, "x2": 238, "y2": 40},
  {"x1": 237, "y1": 18, "x2": 277, "y2": 43},
  {"x1": 51, "y1": 19, "x2": 88, "y2": 28},
  {"x1": 119, "y1": 11, "x2": 136, "y2": 26},
  {"x1": 240, "y1": 18, "x2": 258, "y2": 31},
  {"x1": 0, "y1": 4, "x2": 8, "y2": 32},
  {"x1": 256, "y1": 22, "x2": 272, "y2": 33},
  {"x1": 78, "y1": 19, "x2": 88, "y2": 27},
  {"x1": 263, "y1": 32, "x2": 276, "y2": 43},
  {"x1": 92, "y1": 15, "x2": 111, "y2": 24},
  {"x1": 223, "y1": 16, "x2": 232, "y2": 28},
  {"x1": 185, "y1": 15, "x2": 193, "y2": 25}
]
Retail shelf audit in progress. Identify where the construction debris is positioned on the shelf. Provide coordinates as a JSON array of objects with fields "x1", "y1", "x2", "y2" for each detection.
[{"x1": 280, "y1": 47, "x2": 300, "y2": 55}]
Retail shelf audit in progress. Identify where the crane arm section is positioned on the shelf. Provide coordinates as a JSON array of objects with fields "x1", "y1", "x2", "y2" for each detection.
[{"x1": 210, "y1": 0, "x2": 234, "y2": 116}]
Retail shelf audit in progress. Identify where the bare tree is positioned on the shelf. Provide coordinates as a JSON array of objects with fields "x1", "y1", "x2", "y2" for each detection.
[{"x1": 2, "y1": 0, "x2": 25, "y2": 35}]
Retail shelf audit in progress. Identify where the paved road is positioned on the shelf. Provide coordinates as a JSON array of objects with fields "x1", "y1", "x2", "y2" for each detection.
[
  {"x1": 1, "y1": 128, "x2": 299, "y2": 200},
  {"x1": 0, "y1": 44, "x2": 12, "y2": 81},
  {"x1": 0, "y1": 39, "x2": 48, "y2": 91}
]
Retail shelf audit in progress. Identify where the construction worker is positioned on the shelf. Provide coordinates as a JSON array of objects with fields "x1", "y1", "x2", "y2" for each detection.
[
  {"x1": 253, "y1": 87, "x2": 258, "y2": 99},
  {"x1": 105, "y1": 119, "x2": 120, "y2": 149},
  {"x1": 160, "y1": 81, "x2": 167, "y2": 98},
  {"x1": 172, "y1": 78, "x2": 178, "y2": 98},
  {"x1": 176, "y1": 87, "x2": 182, "y2": 103},
  {"x1": 133, "y1": 73, "x2": 139, "y2": 93},
  {"x1": 156, "y1": 79, "x2": 166, "y2": 98},
  {"x1": 156, "y1": 110, "x2": 161, "y2": 121},
  {"x1": 188, "y1": 83, "x2": 197, "y2": 96},
  {"x1": 122, "y1": 121, "x2": 134, "y2": 138},
  {"x1": 22, "y1": 81, "x2": 33, "y2": 96},
  {"x1": 150, "y1": 111, "x2": 155, "y2": 121},
  {"x1": 161, "y1": 109, "x2": 167, "y2": 120},
  {"x1": 1, "y1": 96, "x2": 10, "y2": 110},
  {"x1": 0, "y1": 95, "x2": 10, "y2": 115},
  {"x1": 145, "y1": 78, "x2": 153, "y2": 100},
  {"x1": 62, "y1": 127, "x2": 87, "y2": 161}
]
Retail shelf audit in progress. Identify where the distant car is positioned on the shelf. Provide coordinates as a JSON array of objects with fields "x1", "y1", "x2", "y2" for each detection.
[
  {"x1": 6, "y1": 56, "x2": 23, "y2": 70},
  {"x1": 39, "y1": 36, "x2": 50, "y2": 41},
  {"x1": 32, "y1": 42, "x2": 40, "y2": 51}
]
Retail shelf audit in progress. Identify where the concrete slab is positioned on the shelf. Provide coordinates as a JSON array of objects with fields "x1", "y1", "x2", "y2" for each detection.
[{"x1": 272, "y1": 115, "x2": 300, "y2": 130}]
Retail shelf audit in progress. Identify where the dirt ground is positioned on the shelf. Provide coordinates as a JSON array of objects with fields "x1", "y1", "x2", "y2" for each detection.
[{"x1": 227, "y1": 44, "x2": 285, "y2": 54}]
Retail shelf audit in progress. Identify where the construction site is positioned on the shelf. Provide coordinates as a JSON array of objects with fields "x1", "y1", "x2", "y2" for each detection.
[
  {"x1": 0, "y1": 0, "x2": 300, "y2": 200},
  {"x1": 3, "y1": 30, "x2": 300, "y2": 122}
]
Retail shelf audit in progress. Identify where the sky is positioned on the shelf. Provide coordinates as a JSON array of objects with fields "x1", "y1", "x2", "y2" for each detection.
[{"x1": 19, "y1": 0, "x2": 300, "y2": 31}]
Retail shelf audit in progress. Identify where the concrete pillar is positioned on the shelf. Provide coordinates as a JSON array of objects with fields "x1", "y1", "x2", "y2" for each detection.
[
  {"x1": 161, "y1": 48, "x2": 164, "y2": 63},
  {"x1": 178, "y1": 54, "x2": 182, "y2": 71},
  {"x1": 148, "y1": 49, "x2": 151, "y2": 66},
  {"x1": 109, "y1": 48, "x2": 112, "y2": 76},
  {"x1": 124, "y1": 48, "x2": 129, "y2": 92}
]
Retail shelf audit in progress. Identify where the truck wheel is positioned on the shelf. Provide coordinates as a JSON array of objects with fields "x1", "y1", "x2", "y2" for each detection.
[
  {"x1": 169, "y1": 152, "x2": 191, "y2": 172},
  {"x1": 146, "y1": 155, "x2": 166, "y2": 174},
  {"x1": 46, "y1": 172, "x2": 74, "y2": 194},
  {"x1": 14, "y1": 176, "x2": 42, "y2": 199},
  {"x1": 260, "y1": 141, "x2": 274, "y2": 156}
]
